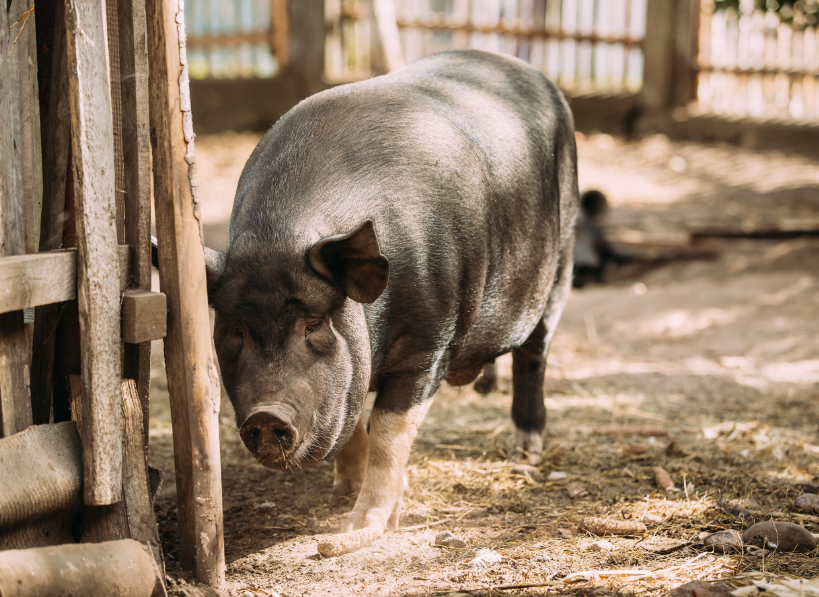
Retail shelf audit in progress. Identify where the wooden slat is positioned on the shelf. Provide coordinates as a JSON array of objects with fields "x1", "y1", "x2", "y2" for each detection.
[
  {"x1": 122, "y1": 291, "x2": 167, "y2": 344},
  {"x1": 271, "y1": 0, "x2": 290, "y2": 67},
  {"x1": 146, "y1": 0, "x2": 225, "y2": 585},
  {"x1": 118, "y1": 0, "x2": 154, "y2": 448},
  {"x1": 64, "y1": 0, "x2": 124, "y2": 505},
  {"x1": 0, "y1": 251, "x2": 77, "y2": 315},
  {"x1": 641, "y1": 0, "x2": 677, "y2": 111},
  {"x1": 0, "y1": 0, "x2": 36, "y2": 438},
  {"x1": 31, "y1": 0, "x2": 72, "y2": 425},
  {"x1": 121, "y1": 379, "x2": 164, "y2": 571},
  {"x1": 106, "y1": 0, "x2": 128, "y2": 245}
]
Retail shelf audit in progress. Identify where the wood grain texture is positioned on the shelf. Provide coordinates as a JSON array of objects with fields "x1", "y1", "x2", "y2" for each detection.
[
  {"x1": 122, "y1": 291, "x2": 167, "y2": 344},
  {"x1": 271, "y1": 0, "x2": 289, "y2": 67},
  {"x1": 121, "y1": 379, "x2": 164, "y2": 574},
  {"x1": 146, "y1": 0, "x2": 225, "y2": 584},
  {"x1": 0, "y1": 251, "x2": 77, "y2": 314},
  {"x1": 118, "y1": 0, "x2": 154, "y2": 445},
  {"x1": 0, "y1": 0, "x2": 36, "y2": 438},
  {"x1": 64, "y1": 0, "x2": 124, "y2": 505},
  {"x1": 31, "y1": 0, "x2": 72, "y2": 425},
  {"x1": 642, "y1": 0, "x2": 676, "y2": 111},
  {"x1": 106, "y1": 0, "x2": 127, "y2": 245}
]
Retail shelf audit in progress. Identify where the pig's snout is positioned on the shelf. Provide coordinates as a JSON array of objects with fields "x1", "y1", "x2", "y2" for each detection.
[{"x1": 239, "y1": 409, "x2": 299, "y2": 464}]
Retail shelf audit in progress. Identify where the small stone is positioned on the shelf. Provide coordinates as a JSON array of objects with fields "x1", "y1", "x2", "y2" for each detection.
[
  {"x1": 642, "y1": 513, "x2": 663, "y2": 523},
  {"x1": 557, "y1": 528, "x2": 573, "y2": 538},
  {"x1": 566, "y1": 482, "x2": 588, "y2": 498},
  {"x1": 242, "y1": 592, "x2": 254, "y2": 597},
  {"x1": 670, "y1": 580, "x2": 734, "y2": 597},
  {"x1": 585, "y1": 539, "x2": 615, "y2": 551},
  {"x1": 512, "y1": 464, "x2": 542, "y2": 479},
  {"x1": 618, "y1": 443, "x2": 647, "y2": 456},
  {"x1": 795, "y1": 493, "x2": 819, "y2": 514},
  {"x1": 703, "y1": 529, "x2": 742, "y2": 553},
  {"x1": 435, "y1": 530, "x2": 467, "y2": 548},
  {"x1": 547, "y1": 471, "x2": 567, "y2": 481},
  {"x1": 742, "y1": 521, "x2": 817, "y2": 552},
  {"x1": 256, "y1": 501, "x2": 276, "y2": 510}
]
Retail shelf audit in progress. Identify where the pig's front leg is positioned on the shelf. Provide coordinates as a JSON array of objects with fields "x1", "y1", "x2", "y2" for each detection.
[
  {"x1": 331, "y1": 417, "x2": 369, "y2": 505},
  {"x1": 342, "y1": 377, "x2": 435, "y2": 532}
]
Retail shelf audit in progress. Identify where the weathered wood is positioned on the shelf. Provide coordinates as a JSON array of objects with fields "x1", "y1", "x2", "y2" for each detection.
[
  {"x1": 146, "y1": 0, "x2": 225, "y2": 585},
  {"x1": 107, "y1": 0, "x2": 127, "y2": 245},
  {"x1": 0, "y1": 539, "x2": 166, "y2": 597},
  {"x1": 642, "y1": 0, "x2": 677, "y2": 112},
  {"x1": 67, "y1": 374, "x2": 128, "y2": 543},
  {"x1": 31, "y1": 0, "x2": 72, "y2": 425},
  {"x1": 0, "y1": 251, "x2": 77, "y2": 315},
  {"x1": 64, "y1": 0, "x2": 123, "y2": 505},
  {"x1": 118, "y1": 0, "x2": 154, "y2": 445},
  {"x1": 121, "y1": 379, "x2": 164, "y2": 574},
  {"x1": 122, "y1": 291, "x2": 167, "y2": 344},
  {"x1": 271, "y1": 0, "x2": 290, "y2": 67},
  {"x1": 0, "y1": 0, "x2": 36, "y2": 438},
  {"x1": 672, "y1": 0, "x2": 701, "y2": 108},
  {"x1": 369, "y1": 0, "x2": 404, "y2": 75}
]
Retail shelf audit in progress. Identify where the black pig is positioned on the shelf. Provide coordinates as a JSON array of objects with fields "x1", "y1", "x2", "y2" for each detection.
[{"x1": 203, "y1": 50, "x2": 579, "y2": 533}]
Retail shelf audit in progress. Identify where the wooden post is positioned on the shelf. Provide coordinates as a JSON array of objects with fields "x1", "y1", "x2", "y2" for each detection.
[
  {"x1": 64, "y1": 0, "x2": 124, "y2": 505},
  {"x1": 0, "y1": 0, "x2": 37, "y2": 437},
  {"x1": 673, "y1": 0, "x2": 702, "y2": 108},
  {"x1": 642, "y1": 0, "x2": 677, "y2": 113},
  {"x1": 145, "y1": 0, "x2": 225, "y2": 585},
  {"x1": 118, "y1": 0, "x2": 155, "y2": 448},
  {"x1": 369, "y1": 0, "x2": 405, "y2": 75},
  {"x1": 31, "y1": 0, "x2": 72, "y2": 425}
]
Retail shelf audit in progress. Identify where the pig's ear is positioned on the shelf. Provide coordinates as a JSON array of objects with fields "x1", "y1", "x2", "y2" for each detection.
[
  {"x1": 309, "y1": 220, "x2": 389, "y2": 303},
  {"x1": 204, "y1": 247, "x2": 226, "y2": 300}
]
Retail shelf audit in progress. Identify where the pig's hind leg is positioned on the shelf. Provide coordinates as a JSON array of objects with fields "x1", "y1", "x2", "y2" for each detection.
[
  {"x1": 331, "y1": 417, "x2": 369, "y2": 505},
  {"x1": 511, "y1": 261, "x2": 573, "y2": 465}
]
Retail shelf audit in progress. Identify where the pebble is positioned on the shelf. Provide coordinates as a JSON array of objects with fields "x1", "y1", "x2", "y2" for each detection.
[
  {"x1": 703, "y1": 529, "x2": 742, "y2": 553},
  {"x1": 566, "y1": 482, "x2": 588, "y2": 498},
  {"x1": 795, "y1": 493, "x2": 819, "y2": 514},
  {"x1": 547, "y1": 471, "x2": 567, "y2": 481},
  {"x1": 742, "y1": 521, "x2": 817, "y2": 552},
  {"x1": 435, "y1": 530, "x2": 467, "y2": 549},
  {"x1": 585, "y1": 540, "x2": 615, "y2": 551},
  {"x1": 512, "y1": 464, "x2": 542, "y2": 479},
  {"x1": 557, "y1": 528, "x2": 573, "y2": 538},
  {"x1": 242, "y1": 592, "x2": 254, "y2": 597},
  {"x1": 642, "y1": 513, "x2": 664, "y2": 523},
  {"x1": 256, "y1": 502, "x2": 276, "y2": 510}
]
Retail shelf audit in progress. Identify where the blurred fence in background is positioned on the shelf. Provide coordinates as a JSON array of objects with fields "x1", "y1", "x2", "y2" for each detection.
[
  {"x1": 186, "y1": 0, "x2": 819, "y2": 150},
  {"x1": 696, "y1": 0, "x2": 819, "y2": 122}
]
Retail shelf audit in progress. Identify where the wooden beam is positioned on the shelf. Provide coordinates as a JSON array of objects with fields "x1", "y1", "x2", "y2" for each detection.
[
  {"x1": 271, "y1": 0, "x2": 290, "y2": 67},
  {"x1": 642, "y1": 0, "x2": 677, "y2": 112},
  {"x1": 145, "y1": 0, "x2": 225, "y2": 585},
  {"x1": 122, "y1": 291, "x2": 167, "y2": 344},
  {"x1": 64, "y1": 0, "x2": 124, "y2": 505},
  {"x1": 0, "y1": 251, "x2": 77, "y2": 315},
  {"x1": 118, "y1": 0, "x2": 154, "y2": 447},
  {"x1": 31, "y1": 0, "x2": 72, "y2": 426},
  {"x1": 0, "y1": 0, "x2": 37, "y2": 438}
]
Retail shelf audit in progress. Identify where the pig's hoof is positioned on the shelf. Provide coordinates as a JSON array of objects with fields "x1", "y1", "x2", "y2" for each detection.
[
  {"x1": 473, "y1": 375, "x2": 497, "y2": 394},
  {"x1": 513, "y1": 428, "x2": 543, "y2": 466}
]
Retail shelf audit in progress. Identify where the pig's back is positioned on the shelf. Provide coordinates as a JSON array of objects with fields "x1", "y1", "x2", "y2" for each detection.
[{"x1": 231, "y1": 50, "x2": 577, "y2": 371}]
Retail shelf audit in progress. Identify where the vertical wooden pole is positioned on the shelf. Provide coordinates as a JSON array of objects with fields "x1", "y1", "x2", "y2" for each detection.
[
  {"x1": 145, "y1": 0, "x2": 225, "y2": 586},
  {"x1": 642, "y1": 0, "x2": 677, "y2": 112},
  {"x1": 271, "y1": 0, "x2": 290, "y2": 69},
  {"x1": 31, "y1": 0, "x2": 72, "y2": 425},
  {"x1": 369, "y1": 0, "x2": 405, "y2": 75},
  {"x1": 673, "y1": 0, "x2": 702, "y2": 108},
  {"x1": 119, "y1": 0, "x2": 154, "y2": 448},
  {"x1": 0, "y1": 0, "x2": 37, "y2": 437},
  {"x1": 64, "y1": 0, "x2": 124, "y2": 505}
]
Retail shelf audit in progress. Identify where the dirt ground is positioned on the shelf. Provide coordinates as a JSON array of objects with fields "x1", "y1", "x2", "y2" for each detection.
[{"x1": 149, "y1": 131, "x2": 819, "y2": 597}]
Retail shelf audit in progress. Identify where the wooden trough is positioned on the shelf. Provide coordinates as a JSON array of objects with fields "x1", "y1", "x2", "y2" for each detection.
[{"x1": 0, "y1": 0, "x2": 224, "y2": 591}]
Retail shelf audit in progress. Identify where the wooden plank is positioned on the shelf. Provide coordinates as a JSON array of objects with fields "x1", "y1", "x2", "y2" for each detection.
[
  {"x1": 106, "y1": 0, "x2": 127, "y2": 245},
  {"x1": 271, "y1": 0, "x2": 290, "y2": 67},
  {"x1": 146, "y1": 0, "x2": 225, "y2": 585},
  {"x1": 673, "y1": 0, "x2": 701, "y2": 108},
  {"x1": 642, "y1": 0, "x2": 677, "y2": 112},
  {"x1": 31, "y1": 0, "x2": 72, "y2": 425},
  {"x1": 122, "y1": 291, "x2": 167, "y2": 344},
  {"x1": 0, "y1": 0, "x2": 36, "y2": 438},
  {"x1": 0, "y1": 251, "x2": 77, "y2": 315},
  {"x1": 64, "y1": 0, "x2": 124, "y2": 505},
  {"x1": 121, "y1": 379, "x2": 164, "y2": 572},
  {"x1": 118, "y1": 0, "x2": 154, "y2": 448}
]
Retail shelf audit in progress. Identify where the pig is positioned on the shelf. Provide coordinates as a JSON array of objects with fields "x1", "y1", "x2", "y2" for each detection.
[{"x1": 202, "y1": 49, "x2": 579, "y2": 533}]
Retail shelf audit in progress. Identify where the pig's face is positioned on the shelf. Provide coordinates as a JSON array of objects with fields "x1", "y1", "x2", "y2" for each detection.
[{"x1": 206, "y1": 221, "x2": 388, "y2": 470}]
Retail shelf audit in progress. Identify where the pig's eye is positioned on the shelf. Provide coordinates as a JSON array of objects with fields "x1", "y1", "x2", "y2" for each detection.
[
  {"x1": 230, "y1": 326, "x2": 244, "y2": 338},
  {"x1": 305, "y1": 321, "x2": 321, "y2": 337}
]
